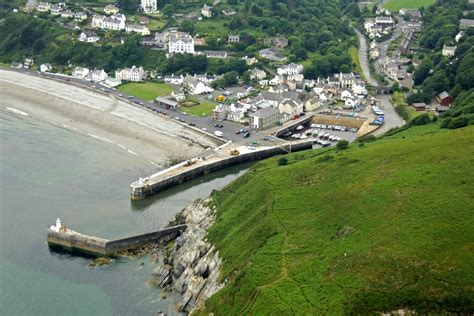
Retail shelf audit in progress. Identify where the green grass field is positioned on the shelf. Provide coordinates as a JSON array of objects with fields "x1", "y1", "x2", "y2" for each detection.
[
  {"x1": 195, "y1": 18, "x2": 231, "y2": 37},
  {"x1": 198, "y1": 124, "x2": 474, "y2": 314},
  {"x1": 384, "y1": 0, "x2": 435, "y2": 11},
  {"x1": 180, "y1": 98, "x2": 216, "y2": 117},
  {"x1": 117, "y1": 82, "x2": 173, "y2": 101},
  {"x1": 349, "y1": 46, "x2": 366, "y2": 81}
]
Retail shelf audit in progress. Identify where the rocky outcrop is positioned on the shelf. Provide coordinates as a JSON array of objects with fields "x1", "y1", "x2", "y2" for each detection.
[{"x1": 152, "y1": 198, "x2": 223, "y2": 314}]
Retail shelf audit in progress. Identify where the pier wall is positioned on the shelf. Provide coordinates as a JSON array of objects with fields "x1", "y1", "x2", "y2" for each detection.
[
  {"x1": 132, "y1": 140, "x2": 313, "y2": 199},
  {"x1": 47, "y1": 225, "x2": 187, "y2": 256},
  {"x1": 274, "y1": 115, "x2": 315, "y2": 138}
]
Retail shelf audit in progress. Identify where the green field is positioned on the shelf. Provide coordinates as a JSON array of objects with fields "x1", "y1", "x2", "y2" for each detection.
[
  {"x1": 195, "y1": 18, "x2": 231, "y2": 37},
  {"x1": 117, "y1": 82, "x2": 173, "y2": 101},
  {"x1": 199, "y1": 124, "x2": 474, "y2": 314},
  {"x1": 384, "y1": 0, "x2": 435, "y2": 11},
  {"x1": 349, "y1": 47, "x2": 366, "y2": 81},
  {"x1": 180, "y1": 98, "x2": 216, "y2": 117}
]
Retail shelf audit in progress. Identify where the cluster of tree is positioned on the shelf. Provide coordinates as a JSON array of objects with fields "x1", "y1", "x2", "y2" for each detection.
[
  {"x1": 217, "y1": 0, "x2": 355, "y2": 76},
  {"x1": 405, "y1": 0, "x2": 474, "y2": 129}
]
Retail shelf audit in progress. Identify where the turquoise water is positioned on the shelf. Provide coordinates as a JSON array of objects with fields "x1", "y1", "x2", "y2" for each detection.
[{"x1": 0, "y1": 108, "x2": 247, "y2": 315}]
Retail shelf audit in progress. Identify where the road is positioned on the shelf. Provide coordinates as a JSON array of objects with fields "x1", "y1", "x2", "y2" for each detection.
[
  {"x1": 373, "y1": 94, "x2": 405, "y2": 136},
  {"x1": 354, "y1": 28, "x2": 378, "y2": 87}
]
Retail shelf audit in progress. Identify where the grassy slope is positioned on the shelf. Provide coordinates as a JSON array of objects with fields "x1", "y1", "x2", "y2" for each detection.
[
  {"x1": 384, "y1": 0, "x2": 435, "y2": 11},
  {"x1": 200, "y1": 124, "x2": 474, "y2": 314},
  {"x1": 349, "y1": 46, "x2": 366, "y2": 81},
  {"x1": 117, "y1": 82, "x2": 173, "y2": 101}
]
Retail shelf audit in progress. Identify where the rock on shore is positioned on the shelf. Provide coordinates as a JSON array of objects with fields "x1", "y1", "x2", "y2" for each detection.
[{"x1": 152, "y1": 198, "x2": 223, "y2": 314}]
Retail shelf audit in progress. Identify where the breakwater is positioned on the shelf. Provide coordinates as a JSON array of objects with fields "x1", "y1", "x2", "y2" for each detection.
[
  {"x1": 47, "y1": 222, "x2": 187, "y2": 256},
  {"x1": 130, "y1": 140, "x2": 313, "y2": 200}
]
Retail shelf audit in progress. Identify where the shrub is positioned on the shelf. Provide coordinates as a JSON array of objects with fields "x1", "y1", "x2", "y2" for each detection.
[
  {"x1": 277, "y1": 157, "x2": 288, "y2": 166},
  {"x1": 336, "y1": 140, "x2": 349, "y2": 150},
  {"x1": 448, "y1": 116, "x2": 469, "y2": 129},
  {"x1": 409, "y1": 113, "x2": 432, "y2": 126}
]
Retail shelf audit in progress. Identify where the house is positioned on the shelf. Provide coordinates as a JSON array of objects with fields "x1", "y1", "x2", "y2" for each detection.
[
  {"x1": 278, "y1": 98, "x2": 303, "y2": 116},
  {"x1": 72, "y1": 67, "x2": 89, "y2": 78},
  {"x1": 228, "y1": 34, "x2": 240, "y2": 43},
  {"x1": 442, "y1": 45, "x2": 456, "y2": 57},
  {"x1": 168, "y1": 33, "x2": 194, "y2": 54},
  {"x1": 90, "y1": 69, "x2": 108, "y2": 82},
  {"x1": 40, "y1": 63, "x2": 52, "y2": 72},
  {"x1": 10, "y1": 62, "x2": 23, "y2": 69},
  {"x1": 201, "y1": 5, "x2": 213, "y2": 18},
  {"x1": 459, "y1": 18, "x2": 474, "y2": 29},
  {"x1": 164, "y1": 74, "x2": 184, "y2": 85},
  {"x1": 375, "y1": 16, "x2": 394, "y2": 29},
  {"x1": 195, "y1": 73, "x2": 219, "y2": 85},
  {"x1": 203, "y1": 50, "x2": 228, "y2": 59},
  {"x1": 251, "y1": 107, "x2": 280, "y2": 130},
  {"x1": 386, "y1": 63, "x2": 399, "y2": 81},
  {"x1": 93, "y1": 13, "x2": 126, "y2": 30},
  {"x1": 125, "y1": 24, "x2": 150, "y2": 36},
  {"x1": 24, "y1": 58, "x2": 34, "y2": 68},
  {"x1": 304, "y1": 96, "x2": 320, "y2": 112},
  {"x1": 104, "y1": 77, "x2": 122, "y2": 88},
  {"x1": 227, "y1": 107, "x2": 246, "y2": 123},
  {"x1": 77, "y1": 31, "x2": 99, "y2": 43},
  {"x1": 61, "y1": 10, "x2": 74, "y2": 18},
  {"x1": 277, "y1": 63, "x2": 304, "y2": 76},
  {"x1": 340, "y1": 90, "x2": 352, "y2": 101},
  {"x1": 50, "y1": 4, "x2": 63, "y2": 15},
  {"x1": 406, "y1": 10, "x2": 421, "y2": 22},
  {"x1": 36, "y1": 2, "x2": 50, "y2": 12},
  {"x1": 171, "y1": 91, "x2": 186, "y2": 102},
  {"x1": 249, "y1": 68, "x2": 266, "y2": 80},
  {"x1": 25, "y1": 0, "x2": 38, "y2": 12},
  {"x1": 435, "y1": 105, "x2": 450, "y2": 113},
  {"x1": 412, "y1": 102, "x2": 427, "y2": 111},
  {"x1": 115, "y1": 66, "x2": 145, "y2": 82},
  {"x1": 269, "y1": 75, "x2": 284, "y2": 86},
  {"x1": 104, "y1": 4, "x2": 119, "y2": 15},
  {"x1": 183, "y1": 76, "x2": 213, "y2": 95},
  {"x1": 213, "y1": 104, "x2": 229, "y2": 121},
  {"x1": 74, "y1": 12, "x2": 87, "y2": 22},
  {"x1": 141, "y1": 0, "x2": 157, "y2": 13},
  {"x1": 338, "y1": 73, "x2": 356, "y2": 88},
  {"x1": 222, "y1": 9, "x2": 236, "y2": 16},
  {"x1": 352, "y1": 80, "x2": 367, "y2": 95},
  {"x1": 436, "y1": 91, "x2": 453, "y2": 106},
  {"x1": 242, "y1": 56, "x2": 258, "y2": 66}
]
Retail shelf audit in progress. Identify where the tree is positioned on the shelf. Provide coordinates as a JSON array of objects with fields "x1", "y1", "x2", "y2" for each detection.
[
  {"x1": 180, "y1": 20, "x2": 195, "y2": 34},
  {"x1": 277, "y1": 157, "x2": 288, "y2": 166},
  {"x1": 336, "y1": 140, "x2": 349, "y2": 150},
  {"x1": 162, "y1": 4, "x2": 174, "y2": 17}
]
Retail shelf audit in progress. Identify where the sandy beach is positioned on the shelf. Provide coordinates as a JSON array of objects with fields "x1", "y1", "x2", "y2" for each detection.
[{"x1": 0, "y1": 70, "x2": 217, "y2": 166}]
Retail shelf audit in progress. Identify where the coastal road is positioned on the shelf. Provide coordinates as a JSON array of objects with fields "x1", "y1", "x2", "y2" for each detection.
[{"x1": 354, "y1": 28, "x2": 378, "y2": 87}]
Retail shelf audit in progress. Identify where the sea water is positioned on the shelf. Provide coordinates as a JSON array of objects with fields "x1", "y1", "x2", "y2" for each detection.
[{"x1": 0, "y1": 108, "x2": 247, "y2": 315}]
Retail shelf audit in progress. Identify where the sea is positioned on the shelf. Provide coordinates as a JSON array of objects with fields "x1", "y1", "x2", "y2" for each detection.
[{"x1": 0, "y1": 107, "x2": 247, "y2": 315}]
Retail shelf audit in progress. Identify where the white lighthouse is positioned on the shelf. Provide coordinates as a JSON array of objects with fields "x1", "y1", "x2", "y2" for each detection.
[{"x1": 50, "y1": 218, "x2": 62, "y2": 232}]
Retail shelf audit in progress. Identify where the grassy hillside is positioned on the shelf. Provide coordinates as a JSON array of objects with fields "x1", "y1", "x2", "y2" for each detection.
[
  {"x1": 384, "y1": 0, "x2": 436, "y2": 11},
  {"x1": 200, "y1": 124, "x2": 474, "y2": 314}
]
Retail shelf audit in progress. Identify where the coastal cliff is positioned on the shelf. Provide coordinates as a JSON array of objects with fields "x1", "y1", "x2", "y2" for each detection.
[{"x1": 152, "y1": 198, "x2": 223, "y2": 314}]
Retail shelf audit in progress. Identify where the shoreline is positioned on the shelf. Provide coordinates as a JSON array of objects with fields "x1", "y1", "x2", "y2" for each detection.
[{"x1": 0, "y1": 70, "x2": 217, "y2": 167}]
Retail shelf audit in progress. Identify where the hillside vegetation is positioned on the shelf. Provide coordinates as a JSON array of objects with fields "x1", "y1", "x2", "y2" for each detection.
[
  {"x1": 384, "y1": 0, "x2": 435, "y2": 11},
  {"x1": 200, "y1": 124, "x2": 474, "y2": 314}
]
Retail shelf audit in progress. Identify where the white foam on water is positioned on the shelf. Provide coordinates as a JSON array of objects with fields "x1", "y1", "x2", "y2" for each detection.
[
  {"x1": 127, "y1": 149, "x2": 138, "y2": 156},
  {"x1": 6, "y1": 107, "x2": 29, "y2": 116},
  {"x1": 88, "y1": 134, "x2": 115, "y2": 144}
]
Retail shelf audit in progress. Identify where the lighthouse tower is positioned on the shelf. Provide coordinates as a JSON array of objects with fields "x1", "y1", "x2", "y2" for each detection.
[{"x1": 50, "y1": 218, "x2": 62, "y2": 232}]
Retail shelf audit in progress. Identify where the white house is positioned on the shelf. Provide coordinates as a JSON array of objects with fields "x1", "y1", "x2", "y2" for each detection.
[
  {"x1": 249, "y1": 68, "x2": 266, "y2": 80},
  {"x1": 125, "y1": 24, "x2": 150, "y2": 36},
  {"x1": 340, "y1": 90, "x2": 352, "y2": 101},
  {"x1": 278, "y1": 98, "x2": 303, "y2": 116},
  {"x1": 141, "y1": 0, "x2": 157, "y2": 13},
  {"x1": 91, "y1": 69, "x2": 108, "y2": 82},
  {"x1": 201, "y1": 5, "x2": 213, "y2": 18},
  {"x1": 164, "y1": 74, "x2": 184, "y2": 85},
  {"x1": 242, "y1": 56, "x2": 258, "y2": 66},
  {"x1": 277, "y1": 63, "x2": 304, "y2": 76},
  {"x1": 77, "y1": 31, "x2": 99, "y2": 43},
  {"x1": 352, "y1": 81, "x2": 367, "y2": 95},
  {"x1": 268, "y1": 75, "x2": 284, "y2": 86},
  {"x1": 50, "y1": 4, "x2": 62, "y2": 15},
  {"x1": 115, "y1": 66, "x2": 145, "y2": 82},
  {"x1": 72, "y1": 67, "x2": 89, "y2": 78},
  {"x1": 168, "y1": 33, "x2": 194, "y2": 54},
  {"x1": 61, "y1": 10, "x2": 74, "y2": 18},
  {"x1": 36, "y1": 2, "x2": 51, "y2": 12},
  {"x1": 40, "y1": 63, "x2": 52, "y2": 72},
  {"x1": 74, "y1": 12, "x2": 87, "y2": 22},
  {"x1": 93, "y1": 14, "x2": 126, "y2": 30},
  {"x1": 442, "y1": 45, "x2": 456, "y2": 57},
  {"x1": 183, "y1": 76, "x2": 213, "y2": 95},
  {"x1": 104, "y1": 77, "x2": 122, "y2": 87}
]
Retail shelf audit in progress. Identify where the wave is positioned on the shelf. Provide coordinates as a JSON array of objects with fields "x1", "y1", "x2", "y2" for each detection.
[
  {"x1": 6, "y1": 107, "x2": 29, "y2": 116},
  {"x1": 88, "y1": 134, "x2": 115, "y2": 144},
  {"x1": 127, "y1": 149, "x2": 138, "y2": 156}
]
